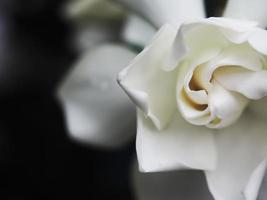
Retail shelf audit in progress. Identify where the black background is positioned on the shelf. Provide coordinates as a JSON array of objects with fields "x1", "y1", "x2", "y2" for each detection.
[{"x1": 0, "y1": 0, "x2": 225, "y2": 199}]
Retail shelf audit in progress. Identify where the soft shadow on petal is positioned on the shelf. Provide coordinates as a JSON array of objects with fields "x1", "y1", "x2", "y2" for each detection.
[
  {"x1": 131, "y1": 160, "x2": 214, "y2": 200},
  {"x1": 248, "y1": 97, "x2": 267, "y2": 119},
  {"x1": 223, "y1": 0, "x2": 267, "y2": 28},
  {"x1": 122, "y1": 14, "x2": 156, "y2": 48},
  {"x1": 136, "y1": 110, "x2": 216, "y2": 172},
  {"x1": 113, "y1": 0, "x2": 205, "y2": 28},
  {"x1": 118, "y1": 25, "x2": 177, "y2": 130},
  {"x1": 57, "y1": 44, "x2": 137, "y2": 148},
  {"x1": 205, "y1": 112, "x2": 267, "y2": 200}
]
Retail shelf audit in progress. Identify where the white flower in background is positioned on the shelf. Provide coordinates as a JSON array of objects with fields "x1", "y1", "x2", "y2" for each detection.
[
  {"x1": 65, "y1": 0, "x2": 126, "y2": 52},
  {"x1": 58, "y1": 44, "x2": 137, "y2": 147},
  {"x1": 58, "y1": 0, "x2": 139, "y2": 147},
  {"x1": 113, "y1": 0, "x2": 205, "y2": 27},
  {"x1": 118, "y1": 14, "x2": 267, "y2": 200},
  {"x1": 224, "y1": 0, "x2": 267, "y2": 28}
]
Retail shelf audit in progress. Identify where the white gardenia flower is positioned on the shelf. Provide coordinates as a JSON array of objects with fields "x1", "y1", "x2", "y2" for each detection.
[{"x1": 118, "y1": 17, "x2": 267, "y2": 200}]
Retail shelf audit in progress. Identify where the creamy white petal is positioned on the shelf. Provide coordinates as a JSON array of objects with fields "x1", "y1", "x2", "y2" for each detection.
[
  {"x1": 193, "y1": 18, "x2": 257, "y2": 44},
  {"x1": 223, "y1": 0, "x2": 267, "y2": 28},
  {"x1": 214, "y1": 67, "x2": 267, "y2": 100},
  {"x1": 136, "y1": 110, "x2": 216, "y2": 172},
  {"x1": 132, "y1": 161, "x2": 214, "y2": 200},
  {"x1": 122, "y1": 15, "x2": 156, "y2": 48},
  {"x1": 118, "y1": 25, "x2": 177, "y2": 130},
  {"x1": 205, "y1": 113, "x2": 267, "y2": 200},
  {"x1": 166, "y1": 19, "x2": 230, "y2": 71},
  {"x1": 207, "y1": 80, "x2": 248, "y2": 128},
  {"x1": 58, "y1": 44, "x2": 136, "y2": 148},
  {"x1": 113, "y1": 0, "x2": 205, "y2": 28}
]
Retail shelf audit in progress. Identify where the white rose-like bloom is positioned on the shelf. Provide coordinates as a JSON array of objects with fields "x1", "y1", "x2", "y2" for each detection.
[{"x1": 118, "y1": 17, "x2": 267, "y2": 200}]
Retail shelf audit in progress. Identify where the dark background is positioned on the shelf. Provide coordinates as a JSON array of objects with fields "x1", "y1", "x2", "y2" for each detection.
[{"x1": 0, "y1": 0, "x2": 225, "y2": 199}]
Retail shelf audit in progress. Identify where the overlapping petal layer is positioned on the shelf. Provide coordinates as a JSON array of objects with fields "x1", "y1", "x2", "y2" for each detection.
[
  {"x1": 118, "y1": 25, "x2": 177, "y2": 130},
  {"x1": 205, "y1": 113, "x2": 267, "y2": 200}
]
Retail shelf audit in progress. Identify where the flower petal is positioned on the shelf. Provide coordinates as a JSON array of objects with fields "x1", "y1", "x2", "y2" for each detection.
[
  {"x1": 132, "y1": 161, "x2": 214, "y2": 200},
  {"x1": 136, "y1": 110, "x2": 216, "y2": 172},
  {"x1": 113, "y1": 0, "x2": 205, "y2": 27},
  {"x1": 214, "y1": 66, "x2": 267, "y2": 100},
  {"x1": 58, "y1": 44, "x2": 136, "y2": 148},
  {"x1": 205, "y1": 113, "x2": 267, "y2": 200},
  {"x1": 223, "y1": 0, "x2": 267, "y2": 28},
  {"x1": 122, "y1": 14, "x2": 156, "y2": 48},
  {"x1": 207, "y1": 80, "x2": 248, "y2": 128},
  {"x1": 118, "y1": 25, "x2": 178, "y2": 130}
]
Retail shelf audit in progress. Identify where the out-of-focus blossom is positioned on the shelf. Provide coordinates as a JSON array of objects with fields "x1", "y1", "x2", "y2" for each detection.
[
  {"x1": 58, "y1": 44, "x2": 136, "y2": 147},
  {"x1": 113, "y1": 0, "x2": 205, "y2": 27},
  {"x1": 58, "y1": 0, "x2": 141, "y2": 148},
  {"x1": 224, "y1": 0, "x2": 267, "y2": 28},
  {"x1": 122, "y1": 14, "x2": 156, "y2": 48},
  {"x1": 119, "y1": 16, "x2": 267, "y2": 200},
  {"x1": 65, "y1": 0, "x2": 125, "y2": 52}
]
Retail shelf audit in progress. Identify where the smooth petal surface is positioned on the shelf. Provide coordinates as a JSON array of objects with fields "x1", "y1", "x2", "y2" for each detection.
[
  {"x1": 207, "y1": 80, "x2": 248, "y2": 128},
  {"x1": 58, "y1": 44, "x2": 136, "y2": 148},
  {"x1": 205, "y1": 113, "x2": 267, "y2": 200},
  {"x1": 223, "y1": 0, "x2": 267, "y2": 28},
  {"x1": 113, "y1": 0, "x2": 205, "y2": 28},
  {"x1": 122, "y1": 14, "x2": 156, "y2": 48},
  {"x1": 136, "y1": 110, "x2": 216, "y2": 172},
  {"x1": 214, "y1": 67, "x2": 267, "y2": 100},
  {"x1": 132, "y1": 161, "x2": 214, "y2": 200},
  {"x1": 118, "y1": 25, "x2": 177, "y2": 130}
]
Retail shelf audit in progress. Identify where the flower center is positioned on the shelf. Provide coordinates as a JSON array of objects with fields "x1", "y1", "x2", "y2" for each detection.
[{"x1": 178, "y1": 64, "x2": 249, "y2": 129}]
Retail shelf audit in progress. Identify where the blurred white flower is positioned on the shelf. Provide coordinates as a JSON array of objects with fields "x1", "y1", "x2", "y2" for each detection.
[
  {"x1": 58, "y1": 44, "x2": 137, "y2": 147},
  {"x1": 113, "y1": 0, "x2": 205, "y2": 27},
  {"x1": 58, "y1": 0, "x2": 140, "y2": 148},
  {"x1": 224, "y1": 0, "x2": 267, "y2": 28},
  {"x1": 118, "y1": 17, "x2": 267, "y2": 200}
]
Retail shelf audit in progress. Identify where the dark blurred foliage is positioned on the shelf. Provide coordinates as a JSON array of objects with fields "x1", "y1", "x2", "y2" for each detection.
[
  {"x1": 0, "y1": 0, "x2": 225, "y2": 199},
  {"x1": 0, "y1": 0, "x2": 134, "y2": 199}
]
